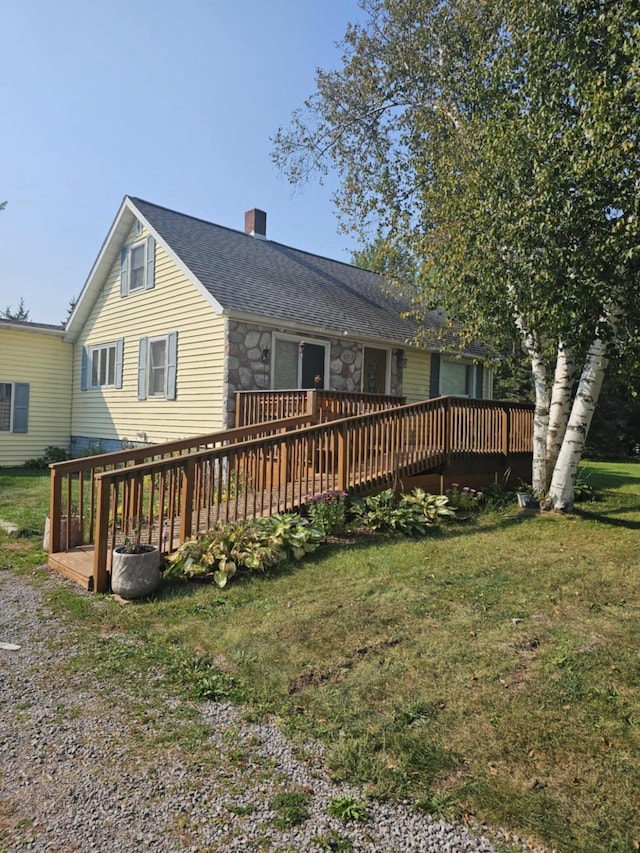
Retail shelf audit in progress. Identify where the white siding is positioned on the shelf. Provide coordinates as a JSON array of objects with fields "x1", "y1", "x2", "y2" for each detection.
[
  {"x1": 71, "y1": 224, "x2": 226, "y2": 445},
  {"x1": 0, "y1": 327, "x2": 72, "y2": 466}
]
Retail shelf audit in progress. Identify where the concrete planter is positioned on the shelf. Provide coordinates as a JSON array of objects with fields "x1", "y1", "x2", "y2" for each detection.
[
  {"x1": 111, "y1": 545, "x2": 161, "y2": 599},
  {"x1": 43, "y1": 515, "x2": 81, "y2": 552}
]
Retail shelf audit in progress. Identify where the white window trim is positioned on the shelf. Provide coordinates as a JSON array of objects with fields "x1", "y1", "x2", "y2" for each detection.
[
  {"x1": 121, "y1": 235, "x2": 155, "y2": 297},
  {"x1": 271, "y1": 333, "x2": 330, "y2": 390},
  {"x1": 88, "y1": 342, "x2": 117, "y2": 389},
  {"x1": 147, "y1": 336, "x2": 168, "y2": 398}
]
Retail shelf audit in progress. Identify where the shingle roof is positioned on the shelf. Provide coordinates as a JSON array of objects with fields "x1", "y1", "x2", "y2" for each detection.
[
  {"x1": 0, "y1": 317, "x2": 65, "y2": 333},
  {"x1": 130, "y1": 197, "x2": 484, "y2": 357}
]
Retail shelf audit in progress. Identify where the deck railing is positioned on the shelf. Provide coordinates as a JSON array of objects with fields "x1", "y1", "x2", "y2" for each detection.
[
  {"x1": 50, "y1": 396, "x2": 533, "y2": 592},
  {"x1": 48, "y1": 414, "x2": 311, "y2": 554},
  {"x1": 235, "y1": 389, "x2": 406, "y2": 427}
]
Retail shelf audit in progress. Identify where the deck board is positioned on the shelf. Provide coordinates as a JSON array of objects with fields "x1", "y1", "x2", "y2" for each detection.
[{"x1": 49, "y1": 547, "x2": 94, "y2": 591}]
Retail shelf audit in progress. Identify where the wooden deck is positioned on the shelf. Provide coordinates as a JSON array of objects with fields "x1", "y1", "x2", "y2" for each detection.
[{"x1": 48, "y1": 395, "x2": 535, "y2": 593}]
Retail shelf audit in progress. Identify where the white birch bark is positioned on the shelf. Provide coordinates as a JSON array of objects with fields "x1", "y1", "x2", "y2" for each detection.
[
  {"x1": 546, "y1": 336, "x2": 609, "y2": 510},
  {"x1": 545, "y1": 343, "x2": 575, "y2": 490},
  {"x1": 512, "y1": 308, "x2": 550, "y2": 494}
]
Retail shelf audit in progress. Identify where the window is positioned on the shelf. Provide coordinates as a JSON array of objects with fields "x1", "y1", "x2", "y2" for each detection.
[
  {"x1": 430, "y1": 354, "x2": 484, "y2": 399},
  {"x1": 0, "y1": 382, "x2": 29, "y2": 433},
  {"x1": 272, "y1": 335, "x2": 329, "y2": 390},
  {"x1": 120, "y1": 235, "x2": 155, "y2": 296},
  {"x1": 90, "y1": 343, "x2": 116, "y2": 387},
  {"x1": 0, "y1": 383, "x2": 11, "y2": 431},
  {"x1": 138, "y1": 332, "x2": 177, "y2": 400},
  {"x1": 81, "y1": 339, "x2": 123, "y2": 390}
]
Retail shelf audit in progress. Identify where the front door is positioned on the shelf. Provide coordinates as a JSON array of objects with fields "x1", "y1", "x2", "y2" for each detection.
[
  {"x1": 301, "y1": 343, "x2": 326, "y2": 389},
  {"x1": 362, "y1": 347, "x2": 388, "y2": 394}
]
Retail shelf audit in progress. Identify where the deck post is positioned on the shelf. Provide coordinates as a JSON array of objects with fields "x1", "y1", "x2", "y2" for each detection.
[
  {"x1": 179, "y1": 457, "x2": 196, "y2": 543},
  {"x1": 444, "y1": 397, "x2": 452, "y2": 467},
  {"x1": 337, "y1": 420, "x2": 348, "y2": 492},
  {"x1": 93, "y1": 475, "x2": 112, "y2": 593},
  {"x1": 307, "y1": 390, "x2": 319, "y2": 423},
  {"x1": 502, "y1": 405, "x2": 510, "y2": 456},
  {"x1": 235, "y1": 391, "x2": 242, "y2": 428},
  {"x1": 48, "y1": 465, "x2": 63, "y2": 554}
]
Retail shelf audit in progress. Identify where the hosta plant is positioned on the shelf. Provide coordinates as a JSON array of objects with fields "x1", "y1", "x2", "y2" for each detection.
[
  {"x1": 165, "y1": 513, "x2": 323, "y2": 587},
  {"x1": 350, "y1": 488, "x2": 454, "y2": 536}
]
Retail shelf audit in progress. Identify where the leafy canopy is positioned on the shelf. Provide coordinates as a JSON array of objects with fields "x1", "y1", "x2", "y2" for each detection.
[{"x1": 273, "y1": 0, "x2": 640, "y2": 364}]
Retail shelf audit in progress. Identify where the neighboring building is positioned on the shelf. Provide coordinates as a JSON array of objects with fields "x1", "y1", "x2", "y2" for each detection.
[
  {"x1": 0, "y1": 319, "x2": 72, "y2": 466},
  {"x1": 64, "y1": 196, "x2": 491, "y2": 454}
]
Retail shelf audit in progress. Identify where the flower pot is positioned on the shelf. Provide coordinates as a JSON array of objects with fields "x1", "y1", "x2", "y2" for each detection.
[
  {"x1": 43, "y1": 515, "x2": 81, "y2": 551},
  {"x1": 111, "y1": 545, "x2": 161, "y2": 599},
  {"x1": 516, "y1": 492, "x2": 535, "y2": 508}
]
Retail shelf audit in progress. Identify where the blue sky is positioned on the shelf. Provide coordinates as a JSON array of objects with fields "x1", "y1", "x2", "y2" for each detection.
[{"x1": 0, "y1": 0, "x2": 363, "y2": 324}]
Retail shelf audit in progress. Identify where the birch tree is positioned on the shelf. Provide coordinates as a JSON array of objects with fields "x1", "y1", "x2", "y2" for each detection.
[{"x1": 273, "y1": 0, "x2": 640, "y2": 510}]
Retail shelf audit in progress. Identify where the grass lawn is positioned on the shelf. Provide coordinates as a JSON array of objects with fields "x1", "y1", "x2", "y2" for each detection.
[{"x1": 1, "y1": 461, "x2": 639, "y2": 852}]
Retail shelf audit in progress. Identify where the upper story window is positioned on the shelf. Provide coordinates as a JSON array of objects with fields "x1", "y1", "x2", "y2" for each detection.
[{"x1": 120, "y1": 235, "x2": 155, "y2": 296}]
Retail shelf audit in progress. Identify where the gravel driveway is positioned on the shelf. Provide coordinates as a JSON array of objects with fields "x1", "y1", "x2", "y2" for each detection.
[{"x1": 0, "y1": 567, "x2": 549, "y2": 852}]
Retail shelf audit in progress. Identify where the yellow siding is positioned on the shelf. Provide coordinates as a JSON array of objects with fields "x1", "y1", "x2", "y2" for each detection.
[
  {"x1": 0, "y1": 328, "x2": 72, "y2": 466},
  {"x1": 71, "y1": 224, "x2": 226, "y2": 445},
  {"x1": 403, "y1": 350, "x2": 432, "y2": 403}
]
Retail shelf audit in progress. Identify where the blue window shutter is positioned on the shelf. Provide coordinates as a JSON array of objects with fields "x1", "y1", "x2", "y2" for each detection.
[
  {"x1": 166, "y1": 332, "x2": 177, "y2": 400},
  {"x1": 475, "y1": 364, "x2": 484, "y2": 399},
  {"x1": 13, "y1": 383, "x2": 29, "y2": 433},
  {"x1": 138, "y1": 337, "x2": 148, "y2": 400},
  {"x1": 429, "y1": 353, "x2": 440, "y2": 398},
  {"x1": 145, "y1": 236, "x2": 155, "y2": 290},
  {"x1": 115, "y1": 338, "x2": 124, "y2": 389},
  {"x1": 120, "y1": 246, "x2": 129, "y2": 296},
  {"x1": 81, "y1": 346, "x2": 89, "y2": 391}
]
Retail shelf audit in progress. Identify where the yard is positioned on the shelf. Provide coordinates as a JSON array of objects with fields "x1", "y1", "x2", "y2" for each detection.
[{"x1": 1, "y1": 461, "x2": 639, "y2": 852}]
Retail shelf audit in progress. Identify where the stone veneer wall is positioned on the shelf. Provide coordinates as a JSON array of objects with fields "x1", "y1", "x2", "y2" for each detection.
[{"x1": 224, "y1": 319, "x2": 402, "y2": 427}]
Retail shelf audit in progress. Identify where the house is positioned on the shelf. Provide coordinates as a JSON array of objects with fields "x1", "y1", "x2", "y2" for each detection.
[
  {"x1": 0, "y1": 319, "x2": 72, "y2": 466},
  {"x1": 64, "y1": 196, "x2": 492, "y2": 455}
]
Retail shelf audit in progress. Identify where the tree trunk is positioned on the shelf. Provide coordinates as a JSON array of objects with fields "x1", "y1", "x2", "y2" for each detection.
[
  {"x1": 524, "y1": 339, "x2": 551, "y2": 495},
  {"x1": 545, "y1": 343, "x2": 575, "y2": 491},
  {"x1": 546, "y1": 337, "x2": 609, "y2": 511}
]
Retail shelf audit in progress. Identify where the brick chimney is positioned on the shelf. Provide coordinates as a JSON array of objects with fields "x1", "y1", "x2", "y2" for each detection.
[{"x1": 244, "y1": 208, "x2": 267, "y2": 239}]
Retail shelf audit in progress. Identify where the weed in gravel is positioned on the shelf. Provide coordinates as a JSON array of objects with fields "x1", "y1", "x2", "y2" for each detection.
[
  {"x1": 327, "y1": 795, "x2": 369, "y2": 823},
  {"x1": 269, "y1": 790, "x2": 311, "y2": 828}
]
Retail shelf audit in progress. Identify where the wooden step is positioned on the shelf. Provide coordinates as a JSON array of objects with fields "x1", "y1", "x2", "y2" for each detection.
[{"x1": 48, "y1": 547, "x2": 94, "y2": 591}]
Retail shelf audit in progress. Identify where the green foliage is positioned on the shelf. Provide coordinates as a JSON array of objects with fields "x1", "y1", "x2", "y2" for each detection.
[
  {"x1": 269, "y1": 790, "x2": 311, "y2": 828},
  {"x1": 274, "y1": 0, "x2": 640, "y2": 501},
  {"x1": 314, "y1": 831, "x2": 353, "y2": 851},
  {"x1": 2, "y1": 297, "x2": 30, "y2": 321},
  {"x1": 23, "y1": 446, "x2": 69, "y2": 469},
  {"x1": 165, "y1": 514, "x2": 323, "y2": 587},
  {"x1": 444, "y1": 483, "x2": 483, "y2": 513},
  {"x1": 304, "y1": 489, "x2": 349, "y2": 536},
  {"x1": 574, "y1": 468, "x2": 598, "y2": 503},
  {"x1": 350, "y1": 488, "x2": 454, "y2": 535},
  {"x1": 327, "y1": 795, "x2": 369, "y2": 824}
]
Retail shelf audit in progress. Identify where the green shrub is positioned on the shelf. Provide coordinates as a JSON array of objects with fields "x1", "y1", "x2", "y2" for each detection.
[
  {"x1": 165, "y1": 513, "x2": 323, "y2": 587},
  {"x1": 444, "y1": 483, "x2": 483, "y2": 513},
  {"x1": 304, "y1": 489, "x2": 349, "y2": 535},
  {"x1": 350, "y1": 488, "x2": 454, "y2": 536},
  {"x1": 23, "y1": 445, "x2": 69, "y2": 469}
]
